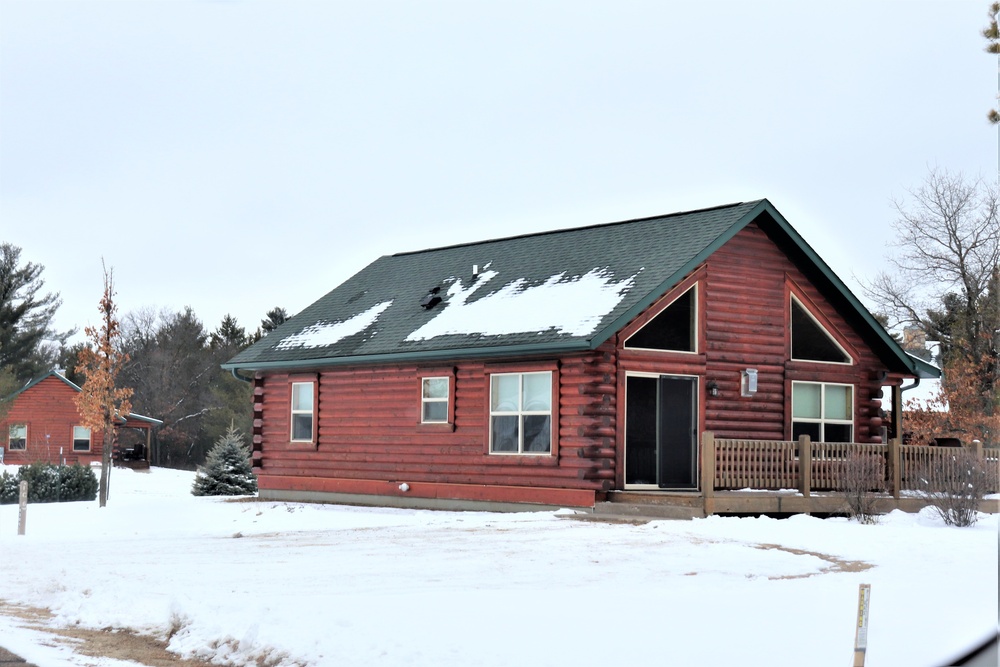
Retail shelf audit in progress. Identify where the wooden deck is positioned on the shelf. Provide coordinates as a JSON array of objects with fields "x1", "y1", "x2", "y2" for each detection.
[{"x1": 587, "y1": 490, "x2": 1000, "y2": 521}]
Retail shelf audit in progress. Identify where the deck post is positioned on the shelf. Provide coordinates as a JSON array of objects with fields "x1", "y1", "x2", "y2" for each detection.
[
  {"x1": 797, "y1": 435, "x2": 811, "y2": 498},
  {"x1": 888, "y1": 438, "x2": 901, "y2": 500},
  {"x1": 969, "y1": 439, "x2": 983, "y2": 461},
  {"x1": 701, "y1": 431, "x2": 716, "y2": 516}
]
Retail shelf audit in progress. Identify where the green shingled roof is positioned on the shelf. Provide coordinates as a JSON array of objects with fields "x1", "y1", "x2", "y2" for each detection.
[{"x1": 224, "y1": 200, "x2": 938, "y2": 379}]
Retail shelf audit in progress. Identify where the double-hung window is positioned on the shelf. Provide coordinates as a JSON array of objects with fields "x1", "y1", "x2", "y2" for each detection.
[
  {"x1": 490, "y1": 372, "x2": 552, "y2": 454},
  {"x1": 72, "y1": 426, "x2": 92, "y2": 452},
  {"x1": 421, "y1": 377, "x2": 450, "y2": 423},
  {"x1": 290, "y1": 381, "x2": 315, "y2": 442},
  {"x1": 792, "y1": 381, "x2": 853, "y2": 442},
  {"x1": 8, "y1": 424, "x2": 26, "y2": 451}
]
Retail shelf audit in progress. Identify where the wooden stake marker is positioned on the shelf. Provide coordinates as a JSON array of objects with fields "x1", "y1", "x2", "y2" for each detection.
[
  {"x1": 17, "y1": 480, "x2": 28, "y2": 536},
  {"x1": 853, "y1": 583, "x2": 871, "y2": 667}
]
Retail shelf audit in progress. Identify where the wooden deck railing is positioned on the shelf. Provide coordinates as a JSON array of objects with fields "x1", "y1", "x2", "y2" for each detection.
[{"x1": 701, "y1": 432, "x2": 999, "y2": 498}]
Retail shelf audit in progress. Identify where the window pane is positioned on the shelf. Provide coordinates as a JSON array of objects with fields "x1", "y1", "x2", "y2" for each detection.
[
  {"x1": 824, "y1": 423, "x2": 853, "y2": 443},
  {"x1": 73, "y1": 426, "x2": 91, "y2": 440},
  {"x1": 824, "y1": 385, "x2": 852, "y2": 420},
  {"x1": 791, "y1": 300, "x2": 849, "y2": 362},
  {"x1": 523, "y1": 415, "x2": 551, "y2": 453},
  {"x1": 292, "y1": 383, "x2": 313, "y2": 411},
  {"x1": 491, "y1": 375, "x2": 520, "y2": 412},
  {"x1": 292, "y1": 414, "x2": 313, "y2": 441},
  {"x1": 422, "y1": 377, "x2": 448, "y2": 399},
  {"x1": 625, "y1": 288, "x2": 695, "y2": 352},
  {"x1": 792, "y1": 421, "x2": 820, "y2": 442},
  {"x1": 792, "y1": 384, "x2": 821, "y2": 419},
  {"x1": 423, "y1": 401, "x2": 447, "y2": 422},
  {"x1": 8, "y1": 424, "x2": 26, "y2": 450},
  {"x1": 491, "y1": 415, "x2": 518, "y2": 452},
  {"x1": 522, "y1": 372, "x2": 551, "y2": 411}
]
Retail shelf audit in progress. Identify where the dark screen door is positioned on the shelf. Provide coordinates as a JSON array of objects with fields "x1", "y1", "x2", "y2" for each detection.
[{"x1": 625, "y1": 375, "x2": 697, "y2": 489}]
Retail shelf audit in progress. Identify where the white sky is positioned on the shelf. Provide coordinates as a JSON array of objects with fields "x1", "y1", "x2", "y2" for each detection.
[{"x1": 1, "y1": 0, "x2": 996, "y2": 344}]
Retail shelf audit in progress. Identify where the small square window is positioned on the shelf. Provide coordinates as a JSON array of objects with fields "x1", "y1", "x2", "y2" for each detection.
[
  {"x1": 8, "y1": 424, "x2": 26, "y2": 451},
  {"x1": 421, "y1": 377, "x2": 450, "y2": 423},
  {"x1": 73, "y1": 426, "x2": 92, "y2": 452}
]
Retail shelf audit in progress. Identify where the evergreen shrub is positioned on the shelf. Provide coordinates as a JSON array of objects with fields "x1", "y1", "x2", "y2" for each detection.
[
  {"x1": 192, "y1": 426, "x2": 258, "y2": 496},
  {"x1": 0, "y1": 463, "x2": 98, "y2": 504}
]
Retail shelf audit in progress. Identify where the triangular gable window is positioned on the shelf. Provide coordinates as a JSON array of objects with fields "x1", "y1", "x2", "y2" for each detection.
[
  {"x1": 625, "y1": 286, "x2": 695, "y2": 352},
  {"x1": 791, "y1": 298, "x2": 850, "y2": 363}
]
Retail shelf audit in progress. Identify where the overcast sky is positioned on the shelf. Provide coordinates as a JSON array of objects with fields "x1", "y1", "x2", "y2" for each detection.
[{"x1": 1, "y1": 0, "x2": 996, "y2": 346}]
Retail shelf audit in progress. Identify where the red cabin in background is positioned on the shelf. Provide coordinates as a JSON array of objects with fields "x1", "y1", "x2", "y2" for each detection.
[{"x1": 1, "y1": 371, "x2": 161, "y2": 467}]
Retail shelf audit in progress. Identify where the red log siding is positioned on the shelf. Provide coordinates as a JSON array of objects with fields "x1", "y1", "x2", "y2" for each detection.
[
  {"x1": 616, "y1": 222, "x2": 889, "y2": 448},
  {"x1": 0, "y1": 377, "x2": 107, "y2": 466},
  {"x1": 255, "y1": 346, "x2": 616, "y2": 504}
]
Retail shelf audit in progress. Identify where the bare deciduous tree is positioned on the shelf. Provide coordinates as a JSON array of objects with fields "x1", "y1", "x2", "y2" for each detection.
[
  {"x1": 75, "y1": 266, "x2": 133, "y2": 507},
  {"x1": 866, "y1": 169, "x2": 999, "y2": 419}
]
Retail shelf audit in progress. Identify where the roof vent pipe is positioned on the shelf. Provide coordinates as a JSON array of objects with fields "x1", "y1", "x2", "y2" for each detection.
[{"x1": 472, "y1": 264, "x2": 479, "y2": 279}]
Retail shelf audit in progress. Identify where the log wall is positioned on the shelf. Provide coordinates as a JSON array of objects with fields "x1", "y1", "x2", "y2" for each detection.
[{"x1": 254, "y1": 343, "x2": 618, "y2": 506}]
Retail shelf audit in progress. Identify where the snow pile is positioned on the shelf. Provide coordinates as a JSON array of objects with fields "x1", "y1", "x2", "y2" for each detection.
[
  {"x1": 0, "y1": 466, "x2": 996, "y2": 667},
  {"x1": 276, "y1": 300, "x2": 392, "y2": 349},
  {"x1": 407, "y1": 267, "x2": 639, "y2": 341}
]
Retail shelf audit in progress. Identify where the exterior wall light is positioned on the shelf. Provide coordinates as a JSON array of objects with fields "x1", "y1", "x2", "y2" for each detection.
[{"x1": 706, "y1": 380, "x2": 720, "y2": 397}]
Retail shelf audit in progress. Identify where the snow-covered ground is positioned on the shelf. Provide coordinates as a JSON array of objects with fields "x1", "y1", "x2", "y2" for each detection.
[{"x1": 0, "y1": 467, "x2": 995, "y2": 667}]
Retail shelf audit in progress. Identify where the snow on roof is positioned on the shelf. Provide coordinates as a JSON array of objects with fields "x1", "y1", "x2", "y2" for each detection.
[
  {"x1": 406, "y1": 267, "x2": 640, "y2": 342},
  {"x1": 276, "y1": 301, "x2": 393, "y2": 350}
]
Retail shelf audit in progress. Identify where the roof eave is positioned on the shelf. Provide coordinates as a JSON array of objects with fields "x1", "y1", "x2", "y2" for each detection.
[{"x1": 222, "y1": 339, "x2": 595, "y2": 373}]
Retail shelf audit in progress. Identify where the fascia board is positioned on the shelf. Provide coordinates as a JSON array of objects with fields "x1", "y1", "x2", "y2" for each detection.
[{"x1": 222, "y1": 339, "x2": 594, "y2": 373}]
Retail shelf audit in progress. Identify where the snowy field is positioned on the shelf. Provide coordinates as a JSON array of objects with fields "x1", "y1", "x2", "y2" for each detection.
[{"x1": 0, "y1": 467, "x2": 996, "y2": 667}]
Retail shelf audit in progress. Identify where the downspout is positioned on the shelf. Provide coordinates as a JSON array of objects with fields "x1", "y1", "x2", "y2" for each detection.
[
  {"x1": 896, "y1": 376, "x2": 921, "y2": 442},
  {"x1": 231, "y1": 368, "x2": 253, "y2": 383}
]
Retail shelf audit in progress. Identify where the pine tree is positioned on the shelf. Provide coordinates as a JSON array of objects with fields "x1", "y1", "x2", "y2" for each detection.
[{"x1": 191, "y1": 425, "x2": 257, "y2": 496}]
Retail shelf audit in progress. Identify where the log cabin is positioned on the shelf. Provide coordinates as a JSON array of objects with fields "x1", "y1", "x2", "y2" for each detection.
[
  {"x1": 223, "y1": 200, "x2": 939, "y2": 511},
  {"x1": 1, "y1": 370, "x2": 161, "y2": 468}
]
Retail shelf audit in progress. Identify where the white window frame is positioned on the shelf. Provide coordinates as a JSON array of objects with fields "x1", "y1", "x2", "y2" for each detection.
[
  {"x1": 72, "y1": 426, "x2": 92, "y2": 452},
  {"x1": 290, "y1": 381, "x2": 316, "y2": 442},
  {"x1": 791, "y1": 381, "x2": 854, "y2": 443},
  {"x1": 790, "y1": 295, "x2": 852, "y2": 365},
  {"x1": 489, "y1": 371, "x2": 553, "y2": 455},
  {"x1": 421, "y1": 376, "x2": 450, "y2": 424},
  {"x1": 8, "y1": 423, "x2": 26, "y2": 451}
]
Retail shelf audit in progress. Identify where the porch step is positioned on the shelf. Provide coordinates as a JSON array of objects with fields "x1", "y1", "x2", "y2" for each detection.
[{"x1": 591, "y1": 500, "x2": 706, "y2": 521}]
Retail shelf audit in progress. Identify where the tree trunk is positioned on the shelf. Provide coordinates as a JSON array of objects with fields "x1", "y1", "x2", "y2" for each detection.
[{"x1": 99, "y1": 415, "x2": 113, "y2": 507}]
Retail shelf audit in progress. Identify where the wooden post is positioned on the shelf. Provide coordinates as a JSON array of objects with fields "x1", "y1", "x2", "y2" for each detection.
[
  {"x1": 701, "y1": 431, "x2": 716, "y2": 516},
  {"x1": 797, "y1": 435, "x2": 811, "y2": 498},
  {"x1": 17, "y1": 480, "x2": 28, "y2": 536},
  {"x1": 969, "y1": 439, "x2": 983, "y2": 461},
  {"x1": 888, "y1": 438, "x2": 901, "y2": 499},
  {"x1": 853, "y1": 583, "x2": 872, "y2": 667}
]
